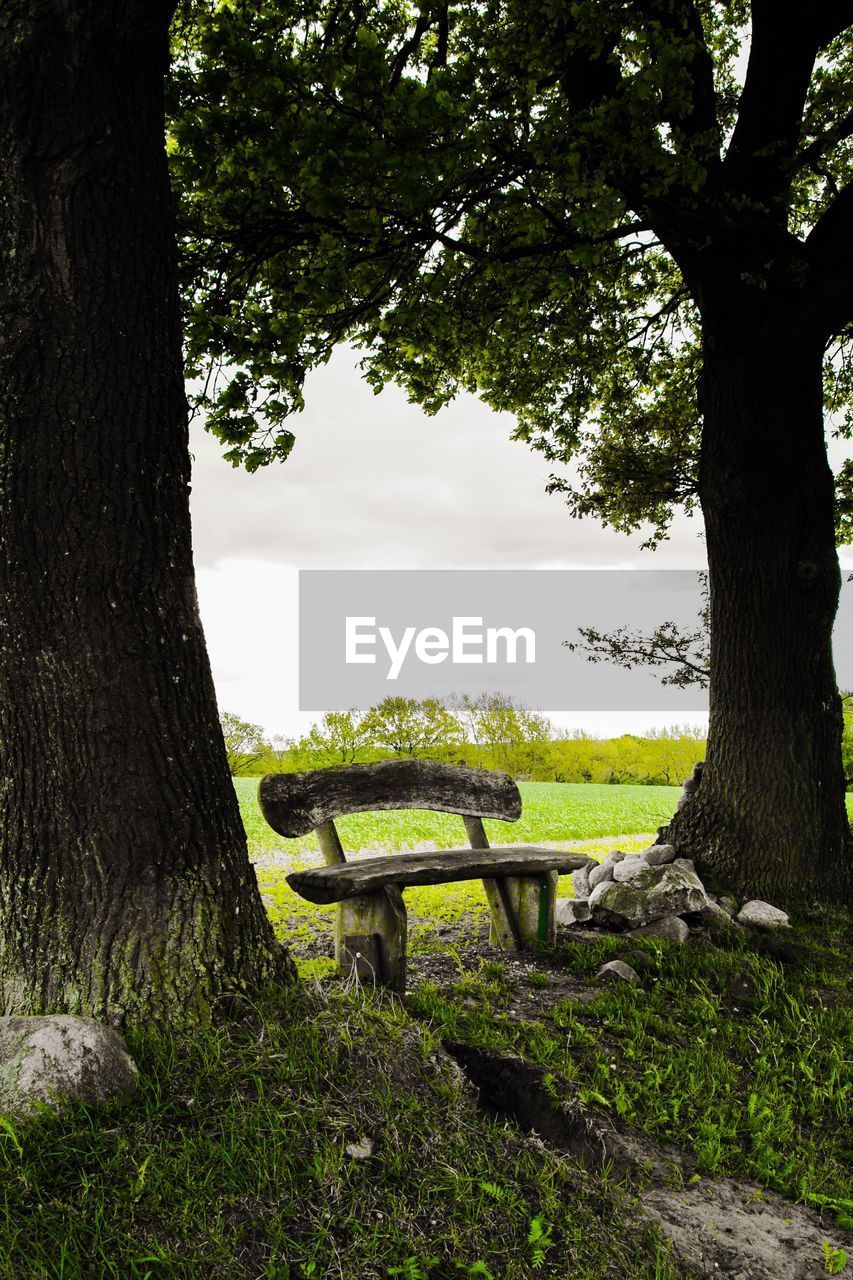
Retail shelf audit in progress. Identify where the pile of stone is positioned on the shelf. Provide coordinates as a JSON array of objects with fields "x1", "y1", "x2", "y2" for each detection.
[{"x1": 556, "y1": 842, "x2": 790, "y2": 942}]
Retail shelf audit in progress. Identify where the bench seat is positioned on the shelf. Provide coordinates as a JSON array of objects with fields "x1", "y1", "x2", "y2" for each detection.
[{"x1": 288, "y1": 846, "x2": 595, "y2": 905}]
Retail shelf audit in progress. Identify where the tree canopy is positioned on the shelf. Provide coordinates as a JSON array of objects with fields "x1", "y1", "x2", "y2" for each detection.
[{"x1": 169, "y1": 0, "x2": 852, "y2": 543}]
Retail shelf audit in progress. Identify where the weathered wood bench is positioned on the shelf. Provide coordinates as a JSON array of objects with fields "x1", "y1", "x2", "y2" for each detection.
[{"x1": 258, "y1": 759, "x2": 594, "y2": 994}]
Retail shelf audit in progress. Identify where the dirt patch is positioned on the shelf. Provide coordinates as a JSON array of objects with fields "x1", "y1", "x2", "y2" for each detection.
[
  {"x1": 408, "y1": 928, "x2": 603, "y2": 1011},
  {"x1": 640, "y1": 1180, "x2": 847, "y2": 1280}
]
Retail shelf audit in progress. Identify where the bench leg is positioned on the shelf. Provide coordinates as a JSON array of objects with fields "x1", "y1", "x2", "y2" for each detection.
[
  {"x1": 336, "y1": 886, "x2": 407, "y2": 994},
  {"x1": 488, "y1": 872, "x2": 558, "y2": 950}
]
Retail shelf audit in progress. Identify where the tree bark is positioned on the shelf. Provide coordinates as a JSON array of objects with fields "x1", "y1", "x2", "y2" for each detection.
[
  {"x1": 661, "y1": 330, "x2": 852, "y2": 907},
  {"x1": 0, "y1": 1, "x2": 294, "y2": 1023}
]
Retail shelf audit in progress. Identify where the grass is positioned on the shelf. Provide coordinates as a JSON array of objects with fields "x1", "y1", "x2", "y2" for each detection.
[
  {"x1": 0, "y1": 780, "x2": 848, "y2": 1277},
  {"x1": 0, "y1": 989, "x2": 681, "y2": 1280},
  {"x1": 406, "y1": 921, "x2": 853, "y2": 1214}
]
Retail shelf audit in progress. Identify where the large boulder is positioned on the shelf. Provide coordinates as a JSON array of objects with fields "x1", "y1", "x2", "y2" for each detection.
[
  {"x1": 0, "y1": 1016, "x2": 138, "y2": 1119},
  {"x1": 736, "y1": 900, "x2": 790, "y2": 930},
  {"x1": 590, "y1": 862, "x2": 709, "y2": 929}
]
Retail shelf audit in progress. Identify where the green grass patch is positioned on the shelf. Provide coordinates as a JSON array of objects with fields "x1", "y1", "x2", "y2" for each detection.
[
  {"x1": 0, "y1": 990, "x2": 681, "y2": 1280},
  {"x1": 407, "y1": 919, "x2": 853, "y2": 1213}
]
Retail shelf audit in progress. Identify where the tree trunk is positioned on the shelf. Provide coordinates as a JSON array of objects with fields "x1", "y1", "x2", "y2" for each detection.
[
  {"x1": 662, "y1": 334, "x2": 852, "y2": 907},
  {"x1": 0, "y1": 2, "x2": 294, "y2": 1023}
]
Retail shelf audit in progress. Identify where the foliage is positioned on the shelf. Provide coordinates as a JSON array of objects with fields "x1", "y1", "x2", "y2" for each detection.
[
  {"x1": 842, "y1": 691, "x2": 853, "y2": 787},
  {"x1": 169, "y1": 0, "x2": 852, "y2": 545},
  {"x1": 230, "y1": 692, "x2": 707, "y2": 785},
  {"x1": 266, "y1": 732, "x2": 294, "y2": 771},
  {"x1": 823, "y1": 1241, "x2": 849, "y2": 1274},
  {"x1": 303, "y1": 708, "x2": 374, "y2": 764},
  {"x1": 218, "y1": 710, "x2": 267, "y2": 775},
  {"x1": 449, "y1": 693, "x2": 554, "y2": 774},
  {"x1": 363, "y1": 695, "x2": 463, "y2": 756}
]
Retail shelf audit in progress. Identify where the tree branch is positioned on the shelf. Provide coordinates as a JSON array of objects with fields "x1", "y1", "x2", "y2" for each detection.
[
  {"x1": 388, "y1": 10, "x2": 431, "y2": 91},
  {"x1": 724, "y1": 0, "x2": 825, "y2": 214},
  {"x1": 812, "y1": 0, "x2": 853, "y2": 47},
  {"x1": 806, "y1": 177, "x2": 853, "y2": 262},
  {"x1": 802, "y1": 179, "x2": 853, "y2": 340}
]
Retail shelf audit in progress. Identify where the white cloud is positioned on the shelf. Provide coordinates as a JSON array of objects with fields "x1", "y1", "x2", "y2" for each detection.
[{"x1": 189, "y1": 346, "x2": 708, "y2": 572}]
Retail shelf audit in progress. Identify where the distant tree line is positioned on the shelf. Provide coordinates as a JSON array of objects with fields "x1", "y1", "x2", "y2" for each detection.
[{"x1": 219, "y1": 695, "x2": 712, "y2": 787}]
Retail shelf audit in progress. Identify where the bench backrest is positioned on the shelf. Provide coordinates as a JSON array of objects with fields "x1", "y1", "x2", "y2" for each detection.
[{"x1": 258, "y1": 758, "x2": 521, "y2": 838}]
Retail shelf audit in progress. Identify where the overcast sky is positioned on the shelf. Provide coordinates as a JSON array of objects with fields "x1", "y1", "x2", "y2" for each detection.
[{"x1": 189, "y1": 346, "x2": 852, "y2": 740}]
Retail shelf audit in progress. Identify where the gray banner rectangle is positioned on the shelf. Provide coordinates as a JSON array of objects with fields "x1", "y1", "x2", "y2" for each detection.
[{"x1": 298, "y1": 569, "x2": 853, "y2": 711}]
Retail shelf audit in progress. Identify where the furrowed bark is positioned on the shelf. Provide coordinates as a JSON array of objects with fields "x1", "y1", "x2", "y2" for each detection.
[
  {"x1": 662, "y1": 331, "x2": 852, "y2": 907},
  {"x1": 0, "y1": 1, "x2": 294, "y2": 1023}
]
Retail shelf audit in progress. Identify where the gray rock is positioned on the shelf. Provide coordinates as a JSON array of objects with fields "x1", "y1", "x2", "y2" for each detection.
[
  {"x1": 643, "y1": 843, "x2": 677, "y2": 867},
  {"x1": 588, "y1": 862, "x2": 610, "y2": 891},
  {"x1": 588, "y1": 851, "x2": 626, "y2": 890},
  {"x1": 627, "y1": 914, "x2": 689, "y2": 943},
  {"x1": 736, "y1": 900, "x2": 790, "y2": 930},
  {"x1": 556, "y1": 898, "x2": 592, "y2": 926},
  {"x1": 587, "y1": 880, "x2": 626, "y2": 926},
  {"x1": 618, "y1": 949, "x2": 658, "y2": 974},
  {"x1": 570, "y1": 867, "x2": 591, "y2": 900},
  {"x1": 718, "y1": 894, "x2": 738, "y2": 917},
  {"x1": 596, "y1": 960, "x2": 640, "y2": 986},
  {"x1": 0, "y1": 1016, "x2": 138, "y2": 1119},
  {"x1": 672, "y1": 857, "x2": 696, "y2": 874},
  {"x1": 612, "y1": 856, "x2": 651, "y2": 883},
  {"x1": 590, "y1": 862, "x2": 709, "y2": 929}
]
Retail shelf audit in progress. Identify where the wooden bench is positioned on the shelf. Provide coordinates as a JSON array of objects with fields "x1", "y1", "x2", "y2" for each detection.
[{"x1": 258, "y1": 759, "x2": 594, "y2": 994}]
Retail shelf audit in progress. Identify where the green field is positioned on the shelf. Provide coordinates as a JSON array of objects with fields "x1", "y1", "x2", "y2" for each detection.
[{"x1": 235, "y1": 777, "x2": 683, "y2": 858}]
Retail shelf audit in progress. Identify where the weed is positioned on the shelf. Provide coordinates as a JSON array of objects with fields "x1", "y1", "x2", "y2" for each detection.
[
  {"x1": 526, "y1": 1217, "x2": 554, "y2": 1269},
  {"x1": 823, "y1": 1242, "x2": 848, "y2": 1274}
]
